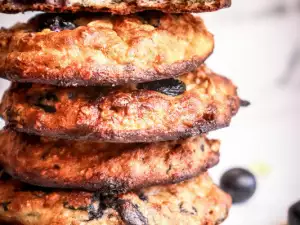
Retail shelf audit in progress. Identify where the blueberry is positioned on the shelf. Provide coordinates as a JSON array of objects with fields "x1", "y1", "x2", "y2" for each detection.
[
  {"x1": 33, "y1": 92, "x2": 58, "y2": 113},
  {"x1": 138, "y1": 192, "x2": 148, "y2": 201},
  {"x1": 1, "y1": 202, "x2": 11, "y2": 211},
  {"x1": 289, "y1": 200, "x2": 300, "y2": 225},
  {"x1": 220, "y1": 168, "x2": 256, "y2": 204},
  {"x1": 88, "y1": 192, "x2": 106, "y2": 220},
  {"x1": 137, "y1": 78, "x2": 186, "y2": 96},
  {"x1": 37, "y1": 14, "x2": 77, "y2": 32}
]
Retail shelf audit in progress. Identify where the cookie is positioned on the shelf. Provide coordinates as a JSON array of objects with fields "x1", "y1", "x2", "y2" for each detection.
[
  {"x1": 0, "y1": 129, "x2": 220, "y2": 192},
  {"x1": 0, "y1": 12, "x2": 213, "y2": 86},
  {"x1": 118, "y1": 173, "x2": 231, "y2": 225},
  {"x1": 0, "y1": 0, "x2": 231, "y2": 15},
  {"x1": 0, "y1": 65, "x2": 240, "y2": 143},
  {"x1": 0, "y1": 172, "x2": 124, "y2": 225},
  {"x1": 0, "y1": 171, "x2": 231, "y2": 225}
]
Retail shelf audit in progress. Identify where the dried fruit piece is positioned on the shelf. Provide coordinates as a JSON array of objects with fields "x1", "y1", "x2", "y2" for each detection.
[
  {"x1": 137, "y1": 79, "x2": 186, "y2": 96},
  {"x1": 37, "y1": 15, "x2": 77, "y2": 32}
]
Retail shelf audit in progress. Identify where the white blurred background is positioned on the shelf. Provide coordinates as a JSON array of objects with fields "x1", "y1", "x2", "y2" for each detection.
[
  {"x1": 203, "y1": 0, "x2": 300, "y2": 224},
  {"x1": 0, "y1": 0, "x2": 299, "y2": 224}
]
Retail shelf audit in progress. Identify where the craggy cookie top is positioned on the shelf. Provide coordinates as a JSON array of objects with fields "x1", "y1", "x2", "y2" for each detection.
[
  {"x1": 0, "y1": 129, "x2": 220, "y2": 192},
  {"x1": 0, "y1": 0, "x2": 231, "y2": 15},
  {"x1": 0, "y1": 65, "x2": 240, "y2": 142},
  {"x1": 0, "y1": 12, "x2": 213, "y2": 86},
  {"x1": 0, "y1": 172, "x2": 124, "y2": 225},
  {"x1": 118, "y1": 173, "x2": 231, "y2": 225},
  {"x1": 0, "y1": 171, "x2": 231, "y2": 225}
]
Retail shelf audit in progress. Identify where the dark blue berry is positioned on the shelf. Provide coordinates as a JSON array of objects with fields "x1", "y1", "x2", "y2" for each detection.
[
  {"x1": 88, "y1": 192, "x2": 106, "y2": 220},
  {"x1": 1, "y1": 202, "x2": 11, "y2": 211},
  {"x1": 33, "y1": 92, "x2": 58, "y2": 113},
  {"x1": 137, "y1": 78, "x2": 186, "y2": 96},
  {"x1": 37, "y1": 14, "x2": 77, "y2": 32},
  {"x1": 220, "y1": 168, "x2": 256, "y2": 204},
  {"x1": 138, "y1": 192, "x2": 148, "y2": 201},
  {"x1": 289, "y1": 200, "x2": 300, "y2": 225}
]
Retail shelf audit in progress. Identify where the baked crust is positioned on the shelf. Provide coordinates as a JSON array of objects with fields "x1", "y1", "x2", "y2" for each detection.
[
  {"x1": 118, "y1": 173, "x2": 231, "y2": 225},
  {"x1": 0, "y1": 173, "x2": 124, "y2": 225},
  {"x1": 0, "y1": 172, "x2": 231, "y2": 225},
  {"x1": 0, "y1": 65, "x2": 240, "y2": 143},
  {"x1": 0, "y1": 12, "x2": 214, "y2": 86},
  {"x1": 0, "y1": 0, "x2": 231, "y2": 14},
  {"x1": 0, "y1": 129, "x2": 219, "y2": 192}
]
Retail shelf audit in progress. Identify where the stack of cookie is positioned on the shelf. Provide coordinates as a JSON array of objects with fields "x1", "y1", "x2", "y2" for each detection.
[{"x1": 0, "y1": 1, "x2": 241, "y2": 224}]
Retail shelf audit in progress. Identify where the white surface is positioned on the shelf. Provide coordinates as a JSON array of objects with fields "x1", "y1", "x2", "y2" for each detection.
[
  {"x1": 0, "y1": 0, "x2": 299, "y2": 224},
  {"x1": 202, "y1": 1, "x2": 300, "y2": 224}
]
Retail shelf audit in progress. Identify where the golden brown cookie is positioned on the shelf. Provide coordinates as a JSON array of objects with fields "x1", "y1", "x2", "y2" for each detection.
[
  {"x1": 118, "y1": 173, "x2": 231, "y2": 225},
  {"x1": 0, "y1": 65, "x2": 240, "y2": 143},
  {"x1": 0, "y1": 0, "x2": 231, "y2": 14},
  {"x1": 0, "y1": 12, "x2": 213, "y2": 86},
  {"x1": 0, "y1": 129, "x2": 220, "y2": 192},
  {"x1": 0, "y1": 171, "x2": 231, "y2": 225},
  {"x1": 0, "y1": 173, "x2": 124, "y2": 225}
]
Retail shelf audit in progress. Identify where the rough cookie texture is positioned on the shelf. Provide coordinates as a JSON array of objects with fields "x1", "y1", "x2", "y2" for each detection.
[
  {"x1": 0, "y1": 65, "x2": 240, "y2": 143},
  {"x1": 0, "y1": 172, "x2": 231, "y2": 225},
  {"x1": 0, "y1": 129, "x2": 219, "y2": 192},
  {"x1": 0, "y1": 0, "x2": 231, "y2": 14},
  {"x1": 118, "y1": 173, "x2": 231, "y2": 225},
  {"x1": 0, "y1": 12, "x2": 214, "y2": 86},
  {"x1": 0, "y1": 174, "x2": 124, "y2": 225}
]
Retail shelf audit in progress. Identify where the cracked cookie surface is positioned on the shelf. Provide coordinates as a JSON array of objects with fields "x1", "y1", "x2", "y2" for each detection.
[
  {"x1": 0, "y1": 172, "x2": 124, "y2": 225},
  {"x1": 0, "y1": 12, "x2": 213, "y2": 86},
  {"x1": 0, "y1": 171, "x2": 231, "y2": 225},
  {"x1": 118, "y1": 173, "x2": 231, "y2": 225},
  {"x1": 0, "y1": 129, "x2": 220, "y2": 192},
  {"x1": 0, "y1": 65, "x2": 240, "y2": 143}
]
